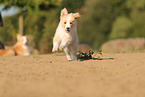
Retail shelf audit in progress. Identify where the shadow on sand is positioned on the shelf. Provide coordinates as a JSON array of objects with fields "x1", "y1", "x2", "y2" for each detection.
[
  {"x1": 79, "y1": 57, "x2": 114, "y2": 61},
  {"x1": 93, "y1": 58, "x2": 114, "y2": 60}
]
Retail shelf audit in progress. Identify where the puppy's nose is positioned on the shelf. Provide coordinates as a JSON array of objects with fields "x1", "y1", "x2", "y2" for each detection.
[{"x1": 66, "y1": 27, "x2": 70, "y2": 30}]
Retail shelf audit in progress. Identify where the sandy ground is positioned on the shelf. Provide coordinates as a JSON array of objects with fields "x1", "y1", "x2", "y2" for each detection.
[{"x1": 0, "y1": 53, "x2": 145, "y2": 97}]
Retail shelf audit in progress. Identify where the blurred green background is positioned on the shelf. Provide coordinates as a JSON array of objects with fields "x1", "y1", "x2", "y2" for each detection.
[{"x1": 0, "y1": 0, "x2": 145, "y2": 54}]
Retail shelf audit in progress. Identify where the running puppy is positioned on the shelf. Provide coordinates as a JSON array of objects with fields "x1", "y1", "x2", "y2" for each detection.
[
  {"x1": 0, "y1": 34, "x2": 30, "y2": 56},
  {"x1": 52, "y1": 8, "x2": 81, "y2": 61},
  {"x1": 13, "y1": 34, "x2": 30, "y2": 56}
]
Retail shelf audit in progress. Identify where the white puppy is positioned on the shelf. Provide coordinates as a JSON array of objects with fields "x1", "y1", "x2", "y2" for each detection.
[{"x1": 52, "y1": 8, "x2": 81, "y2": 61}]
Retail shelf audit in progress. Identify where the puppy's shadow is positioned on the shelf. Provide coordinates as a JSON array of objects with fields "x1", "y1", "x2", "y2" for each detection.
[
  {"x1": 79, "y1": 57, "x2": 114, "y2": 61},
  {"x1": 93, "y1": 57, "x2": 114, "y2": 60}
]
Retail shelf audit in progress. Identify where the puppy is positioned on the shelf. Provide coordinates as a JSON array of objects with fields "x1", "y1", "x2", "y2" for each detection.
[
  {"x1": 52, "y1": 8, "x2": 80, "y2": 61},
  {"x1": 13, "y1": 34, "x2": 30, "y2": 56},
  {"x1": 0, "y1": 49, "x2": 15, "y2": 56},
  {"x1": 0, "y1": 34, "x2": 30, "y2": 56}
]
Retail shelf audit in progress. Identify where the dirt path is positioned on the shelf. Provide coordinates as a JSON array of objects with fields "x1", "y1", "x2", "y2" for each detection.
[{"x1": 0, "y1": 53, "x2": 145, "y2": 97}]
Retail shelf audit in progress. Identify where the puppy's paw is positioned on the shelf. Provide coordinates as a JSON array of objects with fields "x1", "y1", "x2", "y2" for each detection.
[
  {"x1": 59, "y1": 45, "x2": 63, "y2": 51},
  {"x1": 52, "y1": 47, "x2": 58, "y2": 52},
  {"x1": 52, "y1": 50, "x2": 56, "y2": 52}
]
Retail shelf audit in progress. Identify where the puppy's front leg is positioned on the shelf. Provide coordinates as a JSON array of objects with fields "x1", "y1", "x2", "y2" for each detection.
[
  {"x1": 52, "y1": 42, "x2": 59, "y2": 52},
  {"x1": 52, "y1": 36, "x2": 60, "y2": 52},
  {"x1": 59, "y1": 40, "x2": 70, "y2": 51},
  {"x1": 59, "y1": 43, "x2": 66, "y2": 51}
]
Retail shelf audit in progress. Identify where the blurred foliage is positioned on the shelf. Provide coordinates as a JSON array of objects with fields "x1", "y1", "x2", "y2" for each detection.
[
  {"x1": 59, "y1": 0, "x2": 85, "y2": 12},
  {"x1": 79, "y1": 0, "x2": 114, "y2": 49},
  {"x1": 0, "y1": 14, "x2": 18, "y2": 44},
  {"x1": 0, "y1": 0, "x2": 61, "y2": 12},
  {"x1": 109, "y1": 0, "x2": 145, "y2": 39},
  {"x1": 0, "y1": 0, "x2": 145, "y2": 53},
  {"x1": 109, "y1": 16, "x2": 132, "y2": 39}
]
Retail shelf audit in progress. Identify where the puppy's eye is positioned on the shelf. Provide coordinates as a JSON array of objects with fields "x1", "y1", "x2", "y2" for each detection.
[
  {"x1": 70, "y1": 22, "x2": 72, "y2": 24},
  {"x1": 64, "y1": 22, "x2": 66, "y2": 24}
]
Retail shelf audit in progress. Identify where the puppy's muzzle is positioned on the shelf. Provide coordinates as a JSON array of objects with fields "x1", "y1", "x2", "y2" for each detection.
[{"x1": 66, "y1": 27, "x2": 70, "y2": 33}]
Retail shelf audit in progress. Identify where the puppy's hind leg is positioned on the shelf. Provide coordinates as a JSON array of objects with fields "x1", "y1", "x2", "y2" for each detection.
[
  {"x1": 64, "y1": 47, "x2": 71, "y2": 61},
  {"x1": 70, "y1": 45, "x2": 78, "y2": 61}
]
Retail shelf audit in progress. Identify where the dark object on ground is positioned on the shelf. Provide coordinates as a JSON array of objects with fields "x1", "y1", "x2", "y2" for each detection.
[
  {"x1": 77, "y1": 50, "x2": 94, "y2": 60},
  {"x1": 0, "y1": 41, "x2": 5, "y2": 49}
]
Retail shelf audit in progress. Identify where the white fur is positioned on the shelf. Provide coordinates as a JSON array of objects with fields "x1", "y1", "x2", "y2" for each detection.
[
  {"x1": 65, "y1": 16, "x2": 72, "y2": 30},
  {"x1": 23, "y1": 36, "x2": 27, "y2": 45},
  {"x1": 52, "y1": 8, "x2": 80, "y2": 61},
  {"x1": 22, "y1": 36, "x2": 30, "y2": 56}
]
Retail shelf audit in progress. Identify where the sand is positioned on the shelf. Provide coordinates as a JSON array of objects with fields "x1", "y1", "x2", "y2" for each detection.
[{"x1": 0, "y1": 53, "x2": 145, "y2": 97}]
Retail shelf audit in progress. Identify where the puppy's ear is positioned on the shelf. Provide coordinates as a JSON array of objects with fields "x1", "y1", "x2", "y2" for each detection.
[
  {"x1": 17, "y1": 34, "x2": 22, "y2": 41},
  {"x1": 60, "y1": 8, "x2": 68, "y2": 19},
  {"x1": 17, "y1": 34, "x2": 21, "y2": 39},
  {"x1": 73, "y1": 13, "x2": 81, "y2": 19}
]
